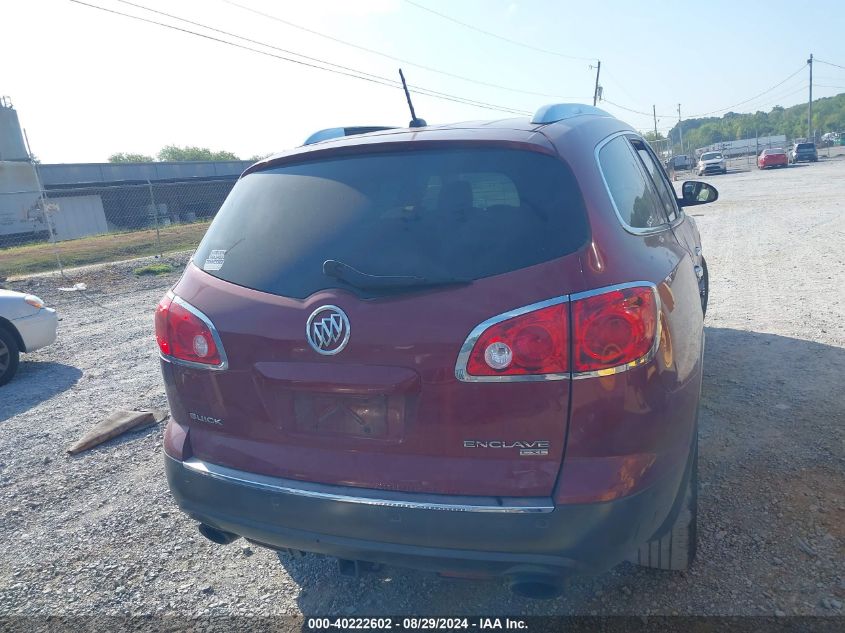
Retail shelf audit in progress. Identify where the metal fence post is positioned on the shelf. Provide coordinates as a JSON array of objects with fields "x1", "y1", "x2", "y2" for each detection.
[
  {"x1": 33, "y1": 164, "x2": 65, "y2": 277},
  {"x1": 22, "y1": 129, "x2": 65, "y2": 277},
  {"x1": 147, "y1": 179, "x2": 163, "y2": 258}
]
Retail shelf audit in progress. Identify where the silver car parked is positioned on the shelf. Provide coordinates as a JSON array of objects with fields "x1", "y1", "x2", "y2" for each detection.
[
  {"x1": 697, "y1": 151, "x2": 727, "y2": 176},
  {"x1": 0, "y1": 290, "x2": 58, "y2": 385}
]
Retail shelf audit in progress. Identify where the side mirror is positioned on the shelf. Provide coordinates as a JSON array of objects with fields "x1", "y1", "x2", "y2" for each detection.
[{"x1": 680, "y1": 181, "x2": 718, "y2": 206}]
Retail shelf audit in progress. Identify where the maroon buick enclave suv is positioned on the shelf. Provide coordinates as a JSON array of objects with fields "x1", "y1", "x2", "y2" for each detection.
[{"x1": 157, "y1": 104, "x2": 717, "y2": 598}]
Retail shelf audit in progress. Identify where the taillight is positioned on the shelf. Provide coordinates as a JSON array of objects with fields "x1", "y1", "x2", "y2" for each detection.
[
  {"x1": 457, "y1": 284, "x2": 659, "y2": 381},
  {"x1": 465, "y1": 302, "x2": 569, "y2": 378},
  {"x1": 155, "y1": 292, "x2": 226, "y2": 368},
  {"x1": 154, "y1": 293, "x2": 173, "y2": 356},
  {"x1": 571, "y1": 286, "x2": 658, "y2": 374}
]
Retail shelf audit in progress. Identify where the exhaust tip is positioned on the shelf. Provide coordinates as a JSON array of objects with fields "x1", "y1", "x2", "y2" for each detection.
[
  {"x1": 508, "y1": 574, "x2": 565, "y2": 600},
  {"x1": 197, "y1": 523, "x2": 239, "y2": 545}
]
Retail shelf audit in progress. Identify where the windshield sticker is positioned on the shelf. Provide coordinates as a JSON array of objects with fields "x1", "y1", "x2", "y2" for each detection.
[{"x1": 203, "y1": 249, "x2": 226, "y2": 271}]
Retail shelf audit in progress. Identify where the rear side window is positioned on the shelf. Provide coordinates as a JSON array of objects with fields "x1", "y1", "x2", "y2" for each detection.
[
  {"x1": 194, "y1": 148, "x2": 589, "y2": 299},
  {"x1": 632, "y1": 140, "x2": 679, "y2": 222},
  {"x1": 598, "y1": 136, "x2": 667, "y2": 231}
]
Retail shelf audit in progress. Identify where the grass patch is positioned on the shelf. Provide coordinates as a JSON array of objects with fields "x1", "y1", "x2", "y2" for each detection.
[
  {"x1": 0, "y1": 221, "x2": 210, "y2": 278},
  {"x1": 133, "y1": 263, "x2": 174, "y2": 276}
]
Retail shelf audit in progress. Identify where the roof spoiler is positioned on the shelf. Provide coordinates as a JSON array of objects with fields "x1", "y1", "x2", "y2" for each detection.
[
  {"x1": 531, "y1": 103, "x2": 611, "y2": 125},
  {"x1": 303, "y1": 126, "x2": 398, "y2": 146}
]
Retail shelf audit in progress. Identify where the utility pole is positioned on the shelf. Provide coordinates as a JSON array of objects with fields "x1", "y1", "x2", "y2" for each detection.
[
  {"x1": 807, "y1": 54, "x2": 813, "y2": 141},
  {"x1": 653, "y1": 105, "x2": 658, "y2": 138},
  {"x1": 592, "y1": 60, "x2": 601, "y2": 106},
  {"x1": 677, "y1": 104, "x2": 683, "y2": 153}
]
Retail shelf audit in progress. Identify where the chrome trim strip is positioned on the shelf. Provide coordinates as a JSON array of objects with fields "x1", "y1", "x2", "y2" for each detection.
[
  {"x1": 454, "y1": 296, "x2": 570, "y2": 383},
  {"x1": 161, "y1": 293, "x2": 229, "y2": 371},
  {"x1": 182, "y1": 458, "x2": 554, "y2": 514},
  {"x1": 594, "y1": 131, "x2": 673, "y2": 237},
  {"x1": 570, "y1": 282, "x2": 662, "y2": 380}
]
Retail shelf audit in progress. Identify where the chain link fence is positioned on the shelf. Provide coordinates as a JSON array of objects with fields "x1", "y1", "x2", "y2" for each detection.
[
  {"x1": 0, "y1": 179, "x2": 237, "y2": 279},
  {"x1": 650, "y1": 135, "x2": 845, "y2": 182}
]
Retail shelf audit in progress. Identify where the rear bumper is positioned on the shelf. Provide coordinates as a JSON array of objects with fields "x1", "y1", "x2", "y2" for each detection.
[
  {"x1": 13, "y1": 308, "x2": 57, "y2": 353},
  {"x1": 164, "y1": 449, "x2": 684, "y2": 576}
]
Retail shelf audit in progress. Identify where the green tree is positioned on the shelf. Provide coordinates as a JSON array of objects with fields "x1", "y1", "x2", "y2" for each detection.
[
  {"x1": 109, "y1": 152, "x2": 155, "y2": 163},
  {"x1": 156, "y1": 145, "x2": 240, "y2": 162},
  {"x1": 667, "y1": 93, "x2": 845, "y2": 148}
]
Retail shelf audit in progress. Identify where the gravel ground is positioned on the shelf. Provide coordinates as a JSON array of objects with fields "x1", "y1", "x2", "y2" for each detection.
[{"x1": 1, "y1": 158, "x2": 843, "y2": 619}]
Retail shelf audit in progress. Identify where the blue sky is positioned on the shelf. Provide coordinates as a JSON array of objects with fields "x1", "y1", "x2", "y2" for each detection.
[{"x1": 3, "y1": 0, "x2": 845, "y2": 162}]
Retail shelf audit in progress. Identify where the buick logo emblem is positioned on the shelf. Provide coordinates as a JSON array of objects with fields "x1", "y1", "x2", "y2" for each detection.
[{"x1": 306, "y1": 305, "x2": 350, "y2": 355}]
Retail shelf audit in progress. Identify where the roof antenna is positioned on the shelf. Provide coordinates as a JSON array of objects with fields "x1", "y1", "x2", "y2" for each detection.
[{"x1": 399, "y1": 69, "x2": 426, "y2": 128}]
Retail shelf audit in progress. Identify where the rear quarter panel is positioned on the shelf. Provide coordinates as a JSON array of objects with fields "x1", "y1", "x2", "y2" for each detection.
[{"x1": 545, "y1": 122, "x2": 704, "y2": 507}]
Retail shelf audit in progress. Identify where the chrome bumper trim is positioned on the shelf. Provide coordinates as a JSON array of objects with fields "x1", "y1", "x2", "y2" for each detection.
[{"x1": 182, "y1": 458, "x2": 555, "y2": 514}]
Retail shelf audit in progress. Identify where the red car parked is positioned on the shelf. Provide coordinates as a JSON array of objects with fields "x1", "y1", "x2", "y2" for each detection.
[
  {"x1": 758, "y1": 148, "x2": 788, "y2": 169},
  {"x1": 157, "y1": 104, "x2": 717, "y2": 598}
]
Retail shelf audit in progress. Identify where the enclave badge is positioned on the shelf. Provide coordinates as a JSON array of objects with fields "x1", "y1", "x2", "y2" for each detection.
[
  {"x1": 306, "y1": 305, "x2": 351, "y2": 355},
  {"x1": 463, "y1": 440, "x2": 550, "y2": 456}
]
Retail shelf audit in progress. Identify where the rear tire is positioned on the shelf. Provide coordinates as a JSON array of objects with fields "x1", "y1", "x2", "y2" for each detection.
[
  {"x1": 699, "y1": 257, "x2": 709, "y2": 317},
  {"x1": 0, "y1": 327, "x2": 21, "y2": 387},
  {"x1": 631, "y1": 432, "x2": 698, "y2": 571}
]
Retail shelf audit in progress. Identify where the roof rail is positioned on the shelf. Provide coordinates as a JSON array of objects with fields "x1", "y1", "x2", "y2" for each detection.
[
  {"x1": 303, "y1": 126, "x2": 398, "y2": 146},
  {"x1": 531, "y1": 103, "x2": 610, "y2": 125}
]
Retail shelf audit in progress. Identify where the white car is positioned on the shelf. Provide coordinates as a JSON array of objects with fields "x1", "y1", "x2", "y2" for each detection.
[
  {"x1": 696, "y1": 151, "x2": 727, "y2": 176},
  {"x1": 0, "y1": 290, "x2": 58, "y2": 385}
]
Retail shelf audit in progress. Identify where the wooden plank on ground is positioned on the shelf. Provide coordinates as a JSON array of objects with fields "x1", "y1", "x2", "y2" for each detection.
[{"x1": 67, "y1": 409, "x2": 168, "y2": 455}]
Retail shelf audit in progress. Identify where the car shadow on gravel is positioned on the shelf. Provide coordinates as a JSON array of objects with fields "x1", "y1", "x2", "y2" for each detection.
[
  {"x1": 273, "y1": 326, "x2": 844, "y2": 617},
  {"x1": 700, "y1": 326, "x2": 845, "y2": 450},
  {"x1": 0, "y1": 361, "x2": 82, "y2": 423}
]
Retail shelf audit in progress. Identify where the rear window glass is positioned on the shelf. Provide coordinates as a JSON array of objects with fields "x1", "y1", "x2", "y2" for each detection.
[
  {"x1": 796, "y1": 143, "x2": 815, "y2": 150},
  {"x1": 193, "y1": 148, "x2": 589, "y2": 299}
]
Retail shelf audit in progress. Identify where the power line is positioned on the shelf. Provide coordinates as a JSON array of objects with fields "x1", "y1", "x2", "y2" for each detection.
[
  {"x1": 710, "y1": 79, "x2": 808, "y2": 116},
  {"x1": 600, "y1": 69, "x2": 647, "y2": 109},
  {"x1": 686, "y1": 65, "x2": 807, "y2": 117},
  {"x1": 749, "y1": 84, "x2": 812, "y2": 110},
  {"x1": 589, "y1": 64, "x2": 813, "y2": 124},
  {"x1": 111, "y1": 1, "x2": 410, "y2": 90},
  {"x1": 611, "y1": 80, "x2": 811, "y2": 136},
  {"x1": 601, "y1": 99, "x2": 672, "y2": 118},
  {"x1": 403, "y1": 0, "x2": 596, "y2": 62},
  {"x1": 815, "y1": 58, "x2": 845, "y2": 71},
  {"x1": 220, "y1": 0, "x2": 584, "y2": 100},
  {"x1": 69, "y1": 0, "x2": 531, "y2": 116},
  {"x1": 113, "y1": 0, "x2": 531, "y2": 114}
]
